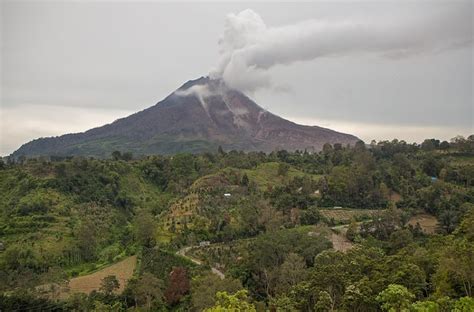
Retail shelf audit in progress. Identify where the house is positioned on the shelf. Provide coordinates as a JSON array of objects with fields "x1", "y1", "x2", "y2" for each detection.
[
  {"x1": 199, "y1": 241, "x2": 211, "y2": 247},
  {"x1": 224, "y1": 193, "x2": 231, "y2": 197}
]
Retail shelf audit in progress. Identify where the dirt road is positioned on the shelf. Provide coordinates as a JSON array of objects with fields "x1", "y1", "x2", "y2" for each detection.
[{"x1": 176, "y1": 246, "x2": 225, "y2": 279}]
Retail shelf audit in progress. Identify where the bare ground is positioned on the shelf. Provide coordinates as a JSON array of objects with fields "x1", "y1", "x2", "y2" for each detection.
[
  {"x1": 408, "y1": 214, "x2": 439, "y2": 234},
  {"x1": 60, "y1": 255, "x2": 137, "y2": 299}
]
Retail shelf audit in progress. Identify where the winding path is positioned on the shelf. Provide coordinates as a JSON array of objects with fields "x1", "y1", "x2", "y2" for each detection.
[{"x1": 176, "y1": 245, "x2": 225, "y2": 279}]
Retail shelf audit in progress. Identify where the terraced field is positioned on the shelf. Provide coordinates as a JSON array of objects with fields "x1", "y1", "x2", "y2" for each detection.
[{"x1": 319, "y1": 208, "x2": 384, "y2": 223}]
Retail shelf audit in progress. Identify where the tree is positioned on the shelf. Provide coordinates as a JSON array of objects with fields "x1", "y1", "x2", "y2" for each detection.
[
  {"x1": 421, "y1": 155, "x2": 443, "y2": 177},
  {"x1": 93, "y1": 300, "x2": 123, "y2": 311},
  {"x1": 40, "y1": 266, "x2": 69, "y2": 300},
  {"x1": 164, "y1": 267, "x2": 190, "y2": 305},
  {"x1": 346, "y1": 220, "x2": 358, "y2": 242},
  {"x1": 311, "y1": 251, "x2": 348, "y2": 309},
  {"x1": 278, "y1": 163, "x2": 290, "y2": 177},
  {"x1": 435, "y1": 239, "x2": 474, "y2": 297},
  {"x1": 354, "y1": 140, "x2": 366, "y2": 152},
  {"x1": 218, "y1": 146, "x2": 226, "y2": 156},
  {"x1": 455, "y1": 205, "x2": 474, "y2": 241},
  {"x1": 439, "y1": 141, "x2": 450, "y2": 150},
  {"x1": 111, "y1": 151, "x2": 122, "y2": 160},
  {"x1": 275, "y1": 253, "x2": 307, "y2": 294},
  {"x1": 376, "y1": 284, "x2": 415, "y2": 312},
  {"x1": 342, "y1": 279, "x2": 377, "y2": 312},
  {"x1": 315, "y1": 290, "x2": 334, "y2": 312},
  {"x1": 204, "y1": 290, "x2": 256, "y2": 312},
  {"x1": 323, "y1": 143, "x2": 333, "y2": 154},
  {"x1": 270, "y1": 295, "x2": 298, "y2": 311},
  {"x1": 411, "y1": 300, "x2": 439, "y2": 312},
  {"x1": 100, "y1": 275, "x2": 120, "y2": 296},
  {"x1": 421, "y1": 139, "x2": 436, "y2": 151},
  {"x1": 301, "y1": 206, "x2": 321, "y2": 225},
  {"x1": 127, "y1": 272, "x2": 164, "y2": 310},
  {"x1": 122, "y1": 152, "x2": 133, "y2": 161},
  {"x1": 439, "y1": 210, "x2": 459, "y2": 234},
  {"x1": 389, "y1": 229, "x2": 413, "y2": 251},
  {"x1": 241, "y1": 173, "x2": 249, "y2": 187},
  {"x1": 75, "y1": 219, "x2": 98, "y2": 261},
  {"x1": 134, "y1": 211, "x2": 156, "y2": 247},
  {"x1": 65, "y1": 293, "x2": 90, "y2": 311},
  {"x1": 191, "y1": 273, "x2": 242, "y2": 311},
  {"x1": 453, "y1": 297, "x2": 474, "y2": 312}
]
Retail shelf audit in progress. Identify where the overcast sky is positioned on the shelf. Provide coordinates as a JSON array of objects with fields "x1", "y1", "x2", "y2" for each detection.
[{"x1": 1, "y1": 1, "x2": 473, "y2": 156}]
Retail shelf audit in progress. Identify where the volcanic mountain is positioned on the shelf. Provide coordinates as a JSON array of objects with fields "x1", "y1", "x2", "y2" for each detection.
[{"x1": 12, "y1": 77, "x2": 359, "y2": 158}]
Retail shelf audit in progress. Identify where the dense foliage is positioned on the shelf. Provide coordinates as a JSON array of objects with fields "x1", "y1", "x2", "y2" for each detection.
[{"x1": 0, "y1": 135, "x2": 473, "y2": 311}]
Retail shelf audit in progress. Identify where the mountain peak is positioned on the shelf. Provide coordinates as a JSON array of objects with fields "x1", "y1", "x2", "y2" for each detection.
[
  {"x1": 12, "y1": 78, "x2": 359, "y2": 158},
  {"x1": 178, "y1": 76, "x2": 212, "y2": 90}
]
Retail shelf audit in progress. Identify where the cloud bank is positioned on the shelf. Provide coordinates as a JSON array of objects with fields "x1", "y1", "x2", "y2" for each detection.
[{"x1": 211, "y1": 7, "x2": 473, "y2": 92}]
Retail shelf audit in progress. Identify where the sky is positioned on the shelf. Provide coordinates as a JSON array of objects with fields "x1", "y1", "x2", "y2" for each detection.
[{"x1": 1, "y1": 1, "x2": 473, "y2": 156}]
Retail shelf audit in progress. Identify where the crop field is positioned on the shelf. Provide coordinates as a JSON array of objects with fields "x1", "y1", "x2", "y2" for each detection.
[
  {"x1": 408, "y1": 214, "x2": 439, "y2": 234},
  {"x1": 319, "y1": 208, "x2": 384, "y2": 223},
  {"x1": 60, "y1": 255, "x2": 137, "y2": 298}
]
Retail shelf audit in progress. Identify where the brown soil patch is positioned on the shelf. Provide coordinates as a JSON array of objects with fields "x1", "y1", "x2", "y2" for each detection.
[
  {"x1": 389, "y1": 192, "x2": 402, "y2": 203},
  {"x1": 408, "y1": 214, "x2": 438, "y2": 234},
  {"x1": 61, "y1": 255, "x2": 137, "y2": 298},
  {"x1": 330, "y1": 232, "x2": 353, "y2": 252},
  {"x1": 329, "y1": 225, "x2": 354, "y2": 252}
]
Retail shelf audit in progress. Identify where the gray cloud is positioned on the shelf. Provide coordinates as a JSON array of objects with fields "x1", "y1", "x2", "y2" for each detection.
[
  {"x1": 1, "y1": 1, "x2": 472, "y2": 155},
  {"x1": 212, "y1": 7, "x2": 472, "y2": 92}
]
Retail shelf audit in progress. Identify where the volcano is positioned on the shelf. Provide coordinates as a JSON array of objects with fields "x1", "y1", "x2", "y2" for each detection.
[{"x1": 12, "y1": 77, "x2": 359, "y2": 158}]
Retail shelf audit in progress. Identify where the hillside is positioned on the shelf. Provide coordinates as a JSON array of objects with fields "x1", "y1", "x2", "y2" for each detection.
[
  {"x1": 12, "y1": 77, "x2": 359, "y2": 158},
  {"x1": 1, "y1": 140, "x2": 474, "y2": 311}
]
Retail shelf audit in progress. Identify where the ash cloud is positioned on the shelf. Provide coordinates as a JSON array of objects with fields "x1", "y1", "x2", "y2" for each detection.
[{"x1": 211, "y1": 7, "x2": 473, "y2": 93}]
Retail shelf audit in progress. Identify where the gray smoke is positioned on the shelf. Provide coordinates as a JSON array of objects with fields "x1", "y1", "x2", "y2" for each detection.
[{"x1": 210, "y1": 7, "x2": 472, "y2": 92}]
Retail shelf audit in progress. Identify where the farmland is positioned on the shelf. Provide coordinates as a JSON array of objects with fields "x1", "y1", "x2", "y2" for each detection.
[
  {"x1": 60, "y1": 255, "x2": 137, "y2": 298},
  {"x1": 408, "y1": 214, "x2": 439, "y2": 234},
  {"x1": 319, "y1": 208, "x2": 384, "y2": 223}
]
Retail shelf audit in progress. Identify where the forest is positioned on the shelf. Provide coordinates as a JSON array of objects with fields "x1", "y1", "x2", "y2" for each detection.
[{"x1": 0, "y1": 135, "x2": 473, "y2": 311}]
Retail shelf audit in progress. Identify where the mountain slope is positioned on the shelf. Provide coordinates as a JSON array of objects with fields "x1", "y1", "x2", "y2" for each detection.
[{"x1": 12, "y1": 77, "x2": 359, "y2": 158}]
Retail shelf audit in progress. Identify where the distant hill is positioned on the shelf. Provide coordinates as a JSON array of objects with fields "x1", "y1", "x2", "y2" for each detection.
[{"x1": 12, "y1": 77, "x2": 359, "y2": 158}]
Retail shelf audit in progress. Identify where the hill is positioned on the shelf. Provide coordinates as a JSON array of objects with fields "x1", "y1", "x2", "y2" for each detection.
[
  {"x1": 12, "y1": 77, "x2": 358, "y2": 158},
  {"x1": 1, "y1": 141, "x2": 474, "y2": 311}
]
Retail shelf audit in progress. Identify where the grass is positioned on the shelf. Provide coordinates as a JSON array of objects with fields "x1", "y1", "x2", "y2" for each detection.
[
  {"x1": 244, "y1": 162, "x2": 322, "y2": 190},
  {"x1": 447, "y1": 154, "x2": 474, "y2": 165}
]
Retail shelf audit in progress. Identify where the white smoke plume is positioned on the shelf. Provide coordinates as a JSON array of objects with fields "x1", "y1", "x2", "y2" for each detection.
[
  {"x1": 211, "y1": 7, "x2": 473, "y2": 92},
  {"x1": 174, "y1": 84, "x2": 213, "y2": 116}
]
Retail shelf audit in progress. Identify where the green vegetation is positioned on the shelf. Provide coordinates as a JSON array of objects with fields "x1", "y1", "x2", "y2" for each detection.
[{"x1": 0, "y1": 135, "x2": 473, "y2": 311}]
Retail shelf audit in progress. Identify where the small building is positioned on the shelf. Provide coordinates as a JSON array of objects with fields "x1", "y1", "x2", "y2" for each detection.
[{"x1": 224, "y1": 193, "x2": 231, "y2": 197}]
